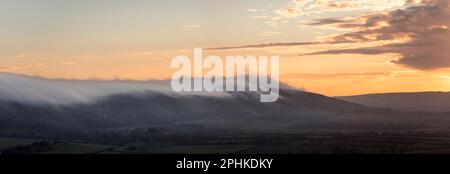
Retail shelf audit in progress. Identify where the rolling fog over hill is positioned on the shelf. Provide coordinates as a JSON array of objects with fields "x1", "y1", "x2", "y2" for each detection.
[
  {"x1": 1, "y1": 0, "x2": 449, "y2": 154},
  {"x1": 0, "y1": 73, "x2": 205, "y2": 105},
  {"x1": 2, "y1": 73, "x2": 450, "y2": 154},
  {"x1": 0, "y1": 72, "x2": 449, "y2": 138}
]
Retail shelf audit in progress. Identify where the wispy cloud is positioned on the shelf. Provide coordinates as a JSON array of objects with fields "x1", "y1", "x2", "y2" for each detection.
[
  {"x1": 247, "y1": 8, "x2": 267, "y2": 12},
  {"x1": 273, "y1": 0, "x2": 408, "y2": 19},
  {"x1": 283, "y1": 72, "x2": 391, "y2": 80},
  {"x1": 251, "y1": 15, "x2": 270, "y2": 19},
  {"x1": 274, "y1": 6, "x2": 302, "y2": 18},
  {"x1": 181, "y1": 25, "x2": 200, "y2": 31},
  {"x1": 206, "y1": 41, "x2": 320, "y2": 50},
  {"x1": 302, "y1": 0, "x2": 450, "y2": 69},
  {"x1": 215, "y1": 0, "x2": 450, "y2": 70},
  {"x1": 258, "y1": 31, "x2": 281, "y2": 37}
]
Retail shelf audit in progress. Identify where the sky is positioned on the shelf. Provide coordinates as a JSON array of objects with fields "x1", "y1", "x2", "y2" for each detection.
[{"x1": 1, "y1": 0, "x2": 450, "y2": 96}]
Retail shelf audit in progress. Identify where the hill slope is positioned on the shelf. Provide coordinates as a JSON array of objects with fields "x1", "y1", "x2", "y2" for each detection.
[{"x1": 337, "y1": 92, "x2": 450, "y2": 112}]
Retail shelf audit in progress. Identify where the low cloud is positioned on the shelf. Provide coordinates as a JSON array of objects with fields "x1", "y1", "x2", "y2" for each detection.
[{"x1": 0, "y1": 73, "x2": 174, "y2": 105}]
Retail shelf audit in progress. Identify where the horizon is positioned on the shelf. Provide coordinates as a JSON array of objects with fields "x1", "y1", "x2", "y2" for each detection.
[{"x1": 2, "y1": 71, "x2": 450, "y2": 98}]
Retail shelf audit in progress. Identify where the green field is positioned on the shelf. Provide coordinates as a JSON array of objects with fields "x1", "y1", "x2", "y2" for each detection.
[
  {"x1": 43, "y1": 143, "x2": 117, "y2": 154},
  {"x1": 0, "y1": 137, "x2": 38, "y2": 150},
  {"x1": 137, "y1": 145, "x2": 251, "y2": 154},
  {"x1": 0, "y1": 137, "x2": 118, "y2": 154},
  {"x1": 0, "y1": 137, "x2": 250, "y2": 154}
]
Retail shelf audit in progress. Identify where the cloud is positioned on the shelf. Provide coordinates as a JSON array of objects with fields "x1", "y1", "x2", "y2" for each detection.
[
  {"x1": 206, "y1": 41, "x2": 320, "y2": 50},
  {"x1": 274, "y1": 6, "x2": 302, "y2": 18},
  {"x1": 325, "y1": 1, "x2": 360, "y2": 9},
  {"x1": 247, "y1": 8, "x2": 267, "y2": 12},
  {"x1": 251, "y1": 15, "x2": 270, "y2": 19},
  {"x1": 258, "y1": 31, "x2": 281, "y2": 37},
  {"x1": 283, "y1": 72, "x2": 391, "y2": 80},
  {"x1": 308, "y1": 18, "x2": 349, "y2": 26},
  {"x1": 181, "y1": 25, "x2": 200, "y2": 31},
  {"x1": 303, "y1": 0, "x2": 450, "y2": 69},
  {"x1": 0, "y1": 72, "x2": 175, "y2": 105},
  {"x1": 273, "y1": 0, "x2": 407, "y2": 19},
  {"x1": 213, "y1": 0, "x2": 450, "y2": 69},
  {"x1": 0, "y1": 73, "x2": 291, "y2": 105},
  {"x1": 213, "y1": 0, "x2": 415, "y2": 49}
]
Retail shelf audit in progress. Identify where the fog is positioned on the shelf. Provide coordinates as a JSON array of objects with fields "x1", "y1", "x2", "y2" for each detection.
[
  {"x1": 0, "y1": 73, "x2": 184, "y2": 105},
  {"x1": 0, "y1": 73, "x2": 289, "y2": 105}
]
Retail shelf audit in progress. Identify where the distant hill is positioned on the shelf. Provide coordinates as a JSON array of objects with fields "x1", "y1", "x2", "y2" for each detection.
[
  {"x1": 337, "y1": 92, "x2": 450, "y2": 112},
  {"x1": 0, "y1": 72, "x2": 449, "y2": 138}
]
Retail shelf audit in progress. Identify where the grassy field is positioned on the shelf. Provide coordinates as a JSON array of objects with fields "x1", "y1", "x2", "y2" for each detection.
[
  {"x1": 100, "y1": 145, "x2": 252, "y2": 154},
  {"x1": 0, "y1": 137, "x2": 38, "y2": 150},
  {"x1": 0, "y1": 137, "x2": 250, "y2": 154},
  {"x1": 141, "y1": 145, "x2": 251, "y2": 154},
  {"x1": 5, "y1": 130, "x2": 450, "y2": 154},
  {"x1": 0, "y1": 137, "x2": 118, "y2": 154},
  {"x1": 43, "y1": 143, "x2": 117, "y2": 154}
]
